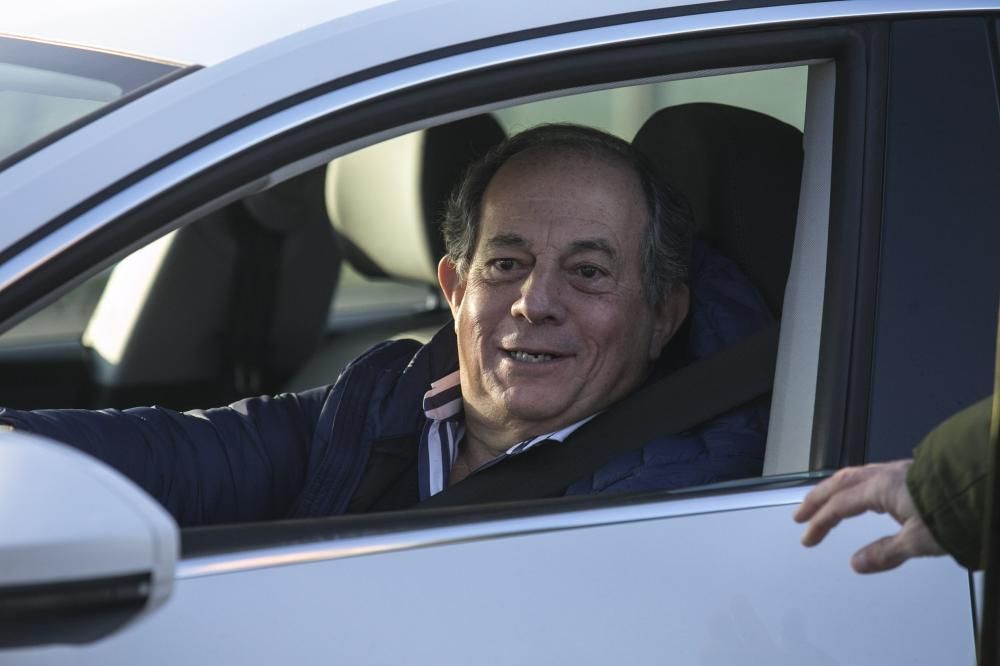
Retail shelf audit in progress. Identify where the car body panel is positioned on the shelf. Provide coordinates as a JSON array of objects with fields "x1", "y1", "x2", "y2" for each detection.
[{"x1": 3, "y1": 486, "x2": 973, "y2": 664}]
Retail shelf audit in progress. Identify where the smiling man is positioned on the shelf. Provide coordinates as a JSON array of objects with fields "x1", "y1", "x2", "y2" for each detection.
[
  {"x1": 435, "y1": 127, "x2": 690, "y2": 485},
  {"x1": 0, "y1": 124, "x2": 771, "y2": 525}
]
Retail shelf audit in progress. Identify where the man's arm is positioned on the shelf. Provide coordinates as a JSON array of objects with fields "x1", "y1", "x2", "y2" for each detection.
[
  {"x1": 906, "y1": 396, "x2": 993, "y2": 569},
  {"x1": 794, "y1": 396, "x2": 992, "y2": 572},
  {"x1": 0, "y1": 386, "x2": 331, "y2": 527}
]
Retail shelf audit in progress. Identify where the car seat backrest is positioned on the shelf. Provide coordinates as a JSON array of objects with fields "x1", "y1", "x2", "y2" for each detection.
[
  {"x1": 632, "y1": 103, "x2": 803, "y2": 317},
  {"x1": 83, "y1": 167, "x2": 339, "y2": 406},
  {"x1": 326, "y1": 113, "x2": 506, "y2": 286},
  {"x1": 283, "y1": 114, "x2": 506, "y2": 391},
  {"x1": 240, "y1": 169, "x2": 342, "y2": 379},
  {"x1": 633, "y1": 102, "x2": 809, "y2": 481}
]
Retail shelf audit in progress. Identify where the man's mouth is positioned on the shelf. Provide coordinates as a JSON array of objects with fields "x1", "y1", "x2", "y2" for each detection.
[
  {"x1": 507, "y1": 350, "x2": 556, "y2": 363},
  {"x1": 504, "y1": 346, "x2": 569, "y2": 364}
]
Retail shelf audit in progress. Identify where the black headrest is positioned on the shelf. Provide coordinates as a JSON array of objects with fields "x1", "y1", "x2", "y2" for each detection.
[
  {"x1": 421, "y1": 114, "x2": 507, "y2": 260},
  {"x1": 633, "y1": 103, "x2": 803, "y2": 316}
]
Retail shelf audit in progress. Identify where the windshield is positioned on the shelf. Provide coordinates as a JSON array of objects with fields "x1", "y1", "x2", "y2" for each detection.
[{"x1": 0, "y1": 35, "x2": 182, "y2": 166}]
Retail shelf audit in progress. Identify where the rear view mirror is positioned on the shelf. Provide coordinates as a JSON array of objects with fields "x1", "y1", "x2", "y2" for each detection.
[{"x1": 0, "y1": 432, "x2": 177, "y2": 647}]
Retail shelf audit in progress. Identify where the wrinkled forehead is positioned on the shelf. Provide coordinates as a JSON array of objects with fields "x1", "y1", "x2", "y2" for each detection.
[
  {"x1": 478, "y1": 147, "x2": 649, "y2": 251},
  {"x1": 491, "y1": 144, "x2": 644, "y2": 197}
]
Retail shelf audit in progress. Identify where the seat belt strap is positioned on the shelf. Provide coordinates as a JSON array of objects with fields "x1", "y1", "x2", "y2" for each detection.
[{"x1": 418, "y1": 322, "x2": 780, "y2": 508}]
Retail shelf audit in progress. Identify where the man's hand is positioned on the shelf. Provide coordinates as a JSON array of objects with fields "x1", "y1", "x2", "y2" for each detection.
[{"x1": 793, "y1": 461, "x2": 945, "y2": 573}]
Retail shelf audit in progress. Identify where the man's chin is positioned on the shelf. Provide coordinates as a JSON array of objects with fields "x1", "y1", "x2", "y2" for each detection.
[{"x1": 500, "y1": 391, "x2": 579, "y2": 431}]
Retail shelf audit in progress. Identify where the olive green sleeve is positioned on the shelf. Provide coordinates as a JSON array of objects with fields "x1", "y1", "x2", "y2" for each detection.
[{"x1": 906, "y1": 396, "x2": 994, "y2": 570}]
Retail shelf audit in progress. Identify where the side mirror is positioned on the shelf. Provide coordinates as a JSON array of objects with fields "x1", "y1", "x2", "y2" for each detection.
[{"x1": 0, "y1": 431, "x2": 177, "y2": 647}]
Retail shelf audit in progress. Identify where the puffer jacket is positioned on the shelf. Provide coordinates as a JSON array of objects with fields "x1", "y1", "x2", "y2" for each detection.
[
  {"x1": 0, "y1": 243, "x2": 772, "y2": 526},
  {"x1": 566, "y1": 241, "x2": 772, "y2": 495}
]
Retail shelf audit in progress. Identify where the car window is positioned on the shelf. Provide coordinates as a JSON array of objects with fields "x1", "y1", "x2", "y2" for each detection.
[
  {"x1": 0, "y1": 59, "x2": 821, "y2": 452},
  {"x1": 495, "y1": 66, "x2": 807, "y2": 136},
  {"x1": 0, "y1": 269, "x2": 110, "y2": 346},
  {"x1": 1, "y1": 67, "x2": 809, "y2": 353},
  {"x1": 0, "y1": 35, "x2": 836, "y2": 523},
  {"x1": 329, "y1": 264, "x2": 438, "y2": 330},
  {"x1": 324, "y1": 67, "x2": 810, "y2": 337},
  {"x1": 0, "y1": 35, "x2": 181, "y2": 166}
]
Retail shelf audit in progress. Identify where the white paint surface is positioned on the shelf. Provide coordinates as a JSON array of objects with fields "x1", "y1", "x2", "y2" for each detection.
[
  {"x1": 2, "y1": 498, "x2": 973, "y2": 664},
  {"x1": 2, "y1": 0, "x2": 711, "y2": 66},
  {"x1": 2, "y1": 0, "x2": 395, "y2": 65}
]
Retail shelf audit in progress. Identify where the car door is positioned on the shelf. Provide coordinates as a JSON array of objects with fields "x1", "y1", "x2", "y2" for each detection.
[{"x1": 0, "y1": 3, "x2": 992, "y2": 664}]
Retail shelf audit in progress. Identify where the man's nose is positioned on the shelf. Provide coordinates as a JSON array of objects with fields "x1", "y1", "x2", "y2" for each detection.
[{"x1": 510, "y1": 267, "x2": 566, "y2": 324}]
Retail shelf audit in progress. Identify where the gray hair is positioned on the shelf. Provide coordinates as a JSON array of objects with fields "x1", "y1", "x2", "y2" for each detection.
[{"x1": 441, "y1": 123, "x2": 694, "y2": 304}]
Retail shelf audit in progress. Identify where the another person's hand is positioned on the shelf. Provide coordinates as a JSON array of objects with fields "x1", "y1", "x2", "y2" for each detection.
[{"x1": 793, "y1": 461, "x2": 945, "y2": 573}]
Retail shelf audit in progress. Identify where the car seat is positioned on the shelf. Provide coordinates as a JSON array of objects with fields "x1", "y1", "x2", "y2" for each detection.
[
  {"x1": 282, "y1": 114, "x2": 506, "y2": 391},
  {"x1": 82, "y1": 167, "x2": 340, "y2": 408},
  {"x1": 632, "y1": 102, "x2": 806, "y2": 477},
  {"x1": 632, "y1": 102, "x2": 803, "y2": 317}
]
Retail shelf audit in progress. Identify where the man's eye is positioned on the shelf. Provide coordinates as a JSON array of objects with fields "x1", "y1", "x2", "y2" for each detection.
[
  {"x1": 575, "y1": 264, "x2": 607, "y2": 279},
  {"x1": 492, "y1": 258, "x2": 518, "y2": 272}
]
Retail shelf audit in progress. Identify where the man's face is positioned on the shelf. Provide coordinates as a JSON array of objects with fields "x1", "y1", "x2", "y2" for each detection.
[{"x1": 439, "y1": 148, "x2": 688, "y2": 441}]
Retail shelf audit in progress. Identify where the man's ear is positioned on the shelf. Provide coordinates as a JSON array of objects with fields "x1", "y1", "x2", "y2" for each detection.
[
  {"x1": 648, "y1": 283, "x2": 690, "y2": 361},
  {"x1": 437, "y1": 256, "x2": 466, "y2": 319}
]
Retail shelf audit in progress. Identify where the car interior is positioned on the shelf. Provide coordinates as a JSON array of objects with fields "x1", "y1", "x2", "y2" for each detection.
[{"x1": 0, "y1": 63, "x2": 827, "y2": 515}]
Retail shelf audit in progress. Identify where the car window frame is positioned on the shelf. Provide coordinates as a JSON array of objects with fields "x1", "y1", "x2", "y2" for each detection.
[
  {"x1": 1, "y1": 1, "x2": 981, "y2": 305},
  {"x1": 0, "y1": 18, "x2": 876, "y2": 556}
]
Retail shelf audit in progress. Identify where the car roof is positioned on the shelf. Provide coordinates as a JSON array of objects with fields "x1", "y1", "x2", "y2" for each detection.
[
  {"x1": 1, "y1": 0, "x2": 747, "y2": 236},
  {"x1": 2, "y1": 0, "x2": 394, "y2": 65},
  {"x1": 2, "y1": 0, "x2": 725, "y2": 66}
]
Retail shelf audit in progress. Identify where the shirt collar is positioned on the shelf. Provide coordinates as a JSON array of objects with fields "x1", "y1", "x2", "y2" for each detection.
[
  {"x1": 502, "y1": 414, "x2": 596, "y2": 455},
  {"x1": 422, "y1": 369, "x2": 595, "y2": 444},
  {"x1": 419, "y1": 369, "x2": 596, "y2": 499},
  {"x1": 421, "y1": 370, "x2": 462, "y2": 421}
]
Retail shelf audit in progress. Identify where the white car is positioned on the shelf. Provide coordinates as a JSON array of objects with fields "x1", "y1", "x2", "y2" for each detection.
[{"x1": 1, "y1": 1, "x2": 997, "y2": 663}]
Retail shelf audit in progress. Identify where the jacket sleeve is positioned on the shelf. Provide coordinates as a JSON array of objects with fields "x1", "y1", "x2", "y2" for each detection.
[
  {"x1": 906, "y1": 395, "x2": 995, "y2": 570},
  {"x1": 0, "y1": 386, "x2": 331, "y2": 527}
]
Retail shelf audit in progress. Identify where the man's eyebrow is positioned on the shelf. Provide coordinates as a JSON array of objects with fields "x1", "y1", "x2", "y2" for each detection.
[
  {"x1": 485, "y1": 233, "x2": 529, "y2": 248},
  {"x1": 569, "y1": 238, "x2": 617, "y2": 260},
  {"x1": 484, "y1": 234, "x2": 618, "y2": 259}
]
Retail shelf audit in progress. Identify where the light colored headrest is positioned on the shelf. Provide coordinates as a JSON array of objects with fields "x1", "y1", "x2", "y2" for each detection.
[
  {"x1": 326, "y1": 114, "x2": 506, "y2": 286},
  {"x1": 327, "y1": 131, "x2": 437, "y2": 284}
]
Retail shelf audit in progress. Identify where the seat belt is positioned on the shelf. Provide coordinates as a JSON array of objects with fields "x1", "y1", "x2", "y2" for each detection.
[{"x1": 418, "y1": 321, "x2": 780, "y2": 509}]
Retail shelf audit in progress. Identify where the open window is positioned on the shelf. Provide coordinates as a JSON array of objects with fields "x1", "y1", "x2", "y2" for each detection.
[{"x1": 0, "y1": 21, "x2": 872, "y2": 536}]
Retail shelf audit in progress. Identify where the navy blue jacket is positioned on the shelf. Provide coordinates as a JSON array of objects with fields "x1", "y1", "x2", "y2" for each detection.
[{"x1": 0, "y1": 245, "x2": 772, "y2": 526}]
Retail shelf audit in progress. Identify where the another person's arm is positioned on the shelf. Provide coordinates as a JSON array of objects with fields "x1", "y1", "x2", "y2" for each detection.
[{"x1": 794, "y1": 396, "x2": 993, "y2": 572}]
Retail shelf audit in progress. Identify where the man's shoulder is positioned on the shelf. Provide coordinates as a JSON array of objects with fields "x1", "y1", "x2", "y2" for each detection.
[
  {"x1": 341, "y1": 337, "x2": 425, "y2": 377},
  {"x1": 340, "y1": 323, "x2": 458, "y2": 384}
]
